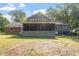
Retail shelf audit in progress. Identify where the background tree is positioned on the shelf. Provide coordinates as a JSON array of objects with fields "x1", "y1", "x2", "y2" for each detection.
[
  {"x1": 62, "y1": 4, "x2": 79, "y2": 28},
  {"x1": 0, "y1": 13, "x2": 10, "y2": 32},
  {"x1": 46, "y1": 7, "x2": 59, "y2": 22},
  {"x1": 46, "y1": 3, "x2": 79, "y2": 29},
  {"x1": 8, "y1": 10, "x2": 27, "y2": 23},
  {"x1": 46, "y1": 5, "x2": 66, "y2": 22}
]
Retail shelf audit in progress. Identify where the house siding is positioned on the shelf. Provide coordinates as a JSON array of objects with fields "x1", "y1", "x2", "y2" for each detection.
[
  {"x1": 21, "y1": 31, "x2": 55, "y2": 37},
  {"x1": 5, "y1": 27, "x2": 21, "y2": 34}
]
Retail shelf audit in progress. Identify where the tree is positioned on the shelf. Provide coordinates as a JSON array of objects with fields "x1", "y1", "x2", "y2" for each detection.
[
  {"x1": 46, "y1": 4, "x2": 79, "y2": 29},
  {"x1": 63, "y1": 4, "x2": 79, "y2": 28},
  {"x1": 0, "y1": 13, "x2": 10, "y2": 32},
  {"x1": 46, "y1": 7, "x2": 59, "y2": 22},
  {"x1": 46, "y1": 5, "x2": 67, "y2": 22},
  {"x1": 8, "y1": 10, "x2": 27, "y2": 23}
]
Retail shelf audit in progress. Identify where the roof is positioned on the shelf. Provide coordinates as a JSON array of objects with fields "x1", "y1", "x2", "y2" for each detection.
[
  {"x1": 27, "y1": 12, "x2": 53, "y2": 22},
  {"x1": 55, "y1": 22, "x2": 69, "y2": 25},
  {"x1": 23, "y1": 22, "x2": 55, "y2": 24},
  {"x1": 7, "y1": 22, "x2": 22, "y2": 27}
]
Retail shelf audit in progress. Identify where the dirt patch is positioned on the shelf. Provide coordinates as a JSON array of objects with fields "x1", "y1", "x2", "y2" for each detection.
[{"x1": 1, "y1": 41, "x2": 79, "y2": 56}]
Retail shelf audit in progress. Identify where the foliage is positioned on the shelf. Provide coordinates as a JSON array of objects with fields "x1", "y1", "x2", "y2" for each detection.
[
  {"x1": 46, "y1": 3, "x2": 79, "y2": 29},
  {"x1": 0, "y1": 13, "x2": 10, "y2": 32},
  {"x1": 8, "y1": 10, "x2": 27, "y2": 23}
]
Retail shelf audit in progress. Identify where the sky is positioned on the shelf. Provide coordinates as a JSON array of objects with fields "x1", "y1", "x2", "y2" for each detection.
[{"x1": 0, "y1": 3, "x2": 62, "y2": 21}]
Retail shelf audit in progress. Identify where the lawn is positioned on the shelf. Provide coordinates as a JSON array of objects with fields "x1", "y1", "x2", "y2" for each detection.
[{"x1": 0, "y1": 34, "x2": 79, "y2": 56}]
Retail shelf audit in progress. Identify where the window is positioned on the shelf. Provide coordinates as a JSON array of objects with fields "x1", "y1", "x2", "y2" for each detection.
[
  {"x1": 10, "y1": 28, "x2": 12, "y2": 30},
  {"x1": 10, "y1": 27, "x2": 12, "y2": 31}
]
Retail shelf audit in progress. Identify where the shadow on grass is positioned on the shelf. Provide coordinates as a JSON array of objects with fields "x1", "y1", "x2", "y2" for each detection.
[
  {"x1": 57, "y1": 35, "x2": 79, "y2": 42},
  {"x1": 67, "y1": 36, "x2": 79, "y2": 42},
  {"x1": 1, "y1": 33, "x2": 79, "y2": 42},
  {"x1": 7, "y1": 35, "x2": 56, "y2": 40},
  {"x1": 0, "y1": 33, "x2": 15, "y2": 35}
]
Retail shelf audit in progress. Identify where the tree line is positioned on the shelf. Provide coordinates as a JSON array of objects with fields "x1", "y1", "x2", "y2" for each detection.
[
  {"x1": 46, "y1": 4, "x2": 79, "y2": 29},
  {"x1": 0, "y1": 3, "x2": 79, "y2": 32}
]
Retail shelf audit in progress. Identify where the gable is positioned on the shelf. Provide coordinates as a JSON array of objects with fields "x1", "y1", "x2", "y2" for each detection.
[{"x1": 27, "y1": 12, "x2": 53, "y2": 22}]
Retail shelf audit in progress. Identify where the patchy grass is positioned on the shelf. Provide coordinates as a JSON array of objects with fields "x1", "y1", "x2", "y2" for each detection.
[{"x1": 0, "y1": 34, "x2": 79, "y2": 56}]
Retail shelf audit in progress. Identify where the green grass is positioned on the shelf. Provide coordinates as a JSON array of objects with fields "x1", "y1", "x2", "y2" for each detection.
[
  {"x1": 0, "y1": 34, "x2": 79, "y2": 48},
  {"x1": 0, "y1": 34, "x2": 79, "y2": 56}
]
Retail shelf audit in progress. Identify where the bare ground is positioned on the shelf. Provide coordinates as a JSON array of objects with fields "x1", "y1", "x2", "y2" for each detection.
[{"x1": 1, "y1": 40, "x2": 79, "y2": 56}]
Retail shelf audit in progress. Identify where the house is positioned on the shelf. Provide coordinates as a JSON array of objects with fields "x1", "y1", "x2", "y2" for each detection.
[
  {"x1": 21, "y1": 12, "x2": 55, "y2": 36},
  {"x1": 5, "y1": 12, "x2": 70, "y2": 36},
  {"x1": 55, "y1": 22, "x2": 70, "y2": 34},
  {"x1": 5, "y1": 22, "x2": 22, "y2": 34}
]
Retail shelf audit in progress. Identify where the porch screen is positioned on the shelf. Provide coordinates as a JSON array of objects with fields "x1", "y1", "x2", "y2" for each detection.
[{"x1": 23, "y1": 23, "x2": 55, "y2": 31}]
